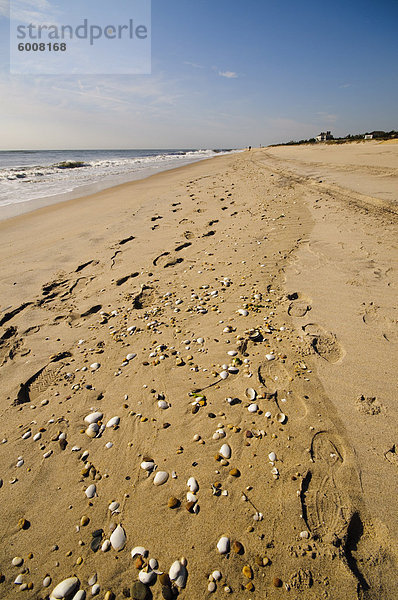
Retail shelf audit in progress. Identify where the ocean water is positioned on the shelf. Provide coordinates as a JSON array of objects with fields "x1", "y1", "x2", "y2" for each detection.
[{"x1": 0, "y1": 148, "x2": 235, "y2": 211}]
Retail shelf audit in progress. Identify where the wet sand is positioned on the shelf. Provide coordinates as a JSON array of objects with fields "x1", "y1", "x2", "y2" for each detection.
[{"x1": 0, "y1": 145, "x2": 397, "y2": 599}]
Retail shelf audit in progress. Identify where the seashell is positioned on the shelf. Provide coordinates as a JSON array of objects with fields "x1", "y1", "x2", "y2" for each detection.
[
  {"x1": 153, "y1": 471, "x2": 169, "y2": 486},
  {"x1": 91, "y1": 584, "x2": 100, "y2": 596},
  {"x1": 242, "y1": 565, "x2": 253, "y2": 579},
  {"x1": 43, "y1": 576, "x2": 52, "y2": 588},
  {"x1": 85, "y1": 412, "x2": 103, "y2": 424},
  {"x1": 245, "y1": 387, "x2": 256, "y2": 400},
  {"x1": 238, "y1": 309, "x2": 249, "y2": 316},
  {"x1": 105, "y1": 442, "x2": 113, "y2": 449},
  {"x1": 169, "y1": 560, "x2": 188, "y2": 588},
  {"x1": 43, "y1": 450, "x2": 52, "y2": 458},
  {"x1": 141, "y1": 460, "x2": 155, "y2": 472},
  {"x1": 196, "y1": 337, "x2": 204, "y2": 344},
  {"x1": 208, "y1": 582, "x2": 216, "y2": 593},
  {"x1": 268, "y1": 452, "x2": 276, "y2": 462},
  {"x1": 219, "y1": 370, "x2": 229, "y2": 379},
  {"x1": 219, "y1": 443, "x2": 231, "y2": 459},
  {"x1": 101, "y1": 540, "x2": 110, "y2": 552},
  {"x1": 86, "y1": 423, "x2": 99, "y2": 438},
  {"x1": 108, "y1": 501, "x2": 120, "y2": 513},
  {"x1": 110, "y1": 524, "x2": 126, "y2": 551},
  {"x1": 33, "y1": 432, "x2": 41, "y2": 441},
  {"x1": 212, "y1": 571, "x2": 222, "y2": 581},
  {"x1": 131, "y1": 546, "x2": 148, "y2": 558},
  {"x1": 106, "y1": 416, "x2": 120, "y2": 428},
  {"x1": 265, "y1": 354, "x2": 275, "y2": 361},
  {"x1": 276, "y1": 412, "x2": 287, "y2": 424},
  {"x1": 22, "y1": 430, "x2": 31, "y2": 439},
  {"x1": 90, "y1": 363, "x2": 100, "y2": 370},
  {"x1": 157, "y1": 400, "x2": 169, "y2": 410},
  {"x1": 149, "y1": 558, "x2": 158, "y2": 570},
  {"x1": 12, "y1": 556, "x2": 23, "y2": 566},
  {"x1": 73, "y1": 591, "x2": 86, "y2": 600},
  {"x1": 139, "y1": 568, "x2": 157, "y2": 585},
  {"x1": 88, "y1": 575, "x2": 97, "y2": 587},
  {"x1": 227, "y1": 350, "x2": 238, "y2": 356},
  {"x1": 186, "y1": 492, "x2": 197, "y2": 502},
  {"x1": 228, "y1": 366, "x2": 239, "y2": 374},
  {"x1": 300, "y1": 530, "x2": 309, "y2": 539},
  {"x1": 50, "y1": 577, "x2": 79, "y2": 599},
  {"x1": 14, "y1": 574, "x2": 24, "y2": 584},
  {"x1": 217, "y1": 536, "x2": 230, "y2": 554},
  {"x1": 187, "y1": 477, "x2": 199, "y2": 493},
  {"x1": 85, "y1": 484, "x2": 96, "y2": 498},
  {"x1": 126, "y1": 353, "x2": 136, "y2": 361},
  {"x1": 265, "y1": 411, "x2": 272, "y2": 418},
  {"x1": 248, "y1": 403, "x2": 258, "y2": 413}
]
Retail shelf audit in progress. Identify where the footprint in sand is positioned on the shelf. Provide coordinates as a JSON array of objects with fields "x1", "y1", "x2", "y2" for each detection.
[
  {"x1": 301, "y1": 431, "x2": 350, "y2": 543},
  {"x1": 303, "y1": 323, "x2": 345, "y2": 363},
  {"x1": 257, "y1": 360, "x2": 308, "y2": 419},
  {"x1": 14, "y1": 362, "x2": 67, "y2": 405},
  {"x1": 287, "y1": 292, "x2": 312, "y2": 318}
]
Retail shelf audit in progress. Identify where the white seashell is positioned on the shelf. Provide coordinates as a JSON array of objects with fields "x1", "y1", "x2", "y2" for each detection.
[
  {"x1": 73, "y1": 591, "x2": 86, "y2": 600},
  {"x1": 228, "y1": 366, "x2": 239, "y2": 374},
  {"x1": 268, "y1": 452, "x2": 276, "y2": 462},
  {"x1": 91, "y1": 584, "x2": 100, "y2": 596},
  {"x1": 212, "y1": 432, "x2": 221, "y2": 440},
  {"x1": 139, "y1": 568, "x2": 156, "y2": 585},
  {"x1": 12, "y1": 556, "x2": 23, "y2": 566},
  {"x1": 271, "y1": 467, "x2": 279, "y2": 476},
  {"x1": 238, "y1": 309, "x2": 249, "y2": 316},
  {"x1": 187, "y1": 477, "x2": 199, "y2": 493},
  {"x1": 219, "y1": 370, "x2": 229, "y2": 379},
  {"x1": 43, "y1": 576, "x2": 52, "y2": 588},
  {"x1": 110, "y1": 524, "x2": 126, "y2": 551},
  {"x1": 90, "y1": 363, "x2": 100, "y2": 370},
  {"x1": 88, "y1": 574, "x2": 97, "y2": 586},
  {"x1": 208, "y1": 581, "x2": 216, "y2": 593},
  {"x1": 217, "y1": 536, "x2": 230, "y2": 554},
  {"x1": 84, "y1": 412, "x2": 103, "y2": 424},
  {"x1": 33, "y1": 433, "x2": 41, "y2": 441},
  {"x1": 265, "y1": 411, "x2": 272, "y2": 418},
  {"x1": 219, "y1": 443, "x2": 231, "y2": 459},
  {"x1": 108, "y1": 501, "x2": 119, "y2": 513},
  {"x1": 265, "y1": 354, "x2": 275, "y2": 361},
  {"x1": 149, "y1": 558, "x2": 158, "y2": 570},
  {"x1": 169, "y1": 560, "x2": 188, "y2": 588},
  {"x1": 157, "y1": 400, "x2": 169, "y2": 409},
  {"x1": 186, "y1": 492, "x2": 197, "y2": 502},
  {"x1": 126, "y1": 353, "x2": 136, "y2": 361},
  {"x1": 14, "y1": 574, "x2": 23, "y2": 584},
  {"x1": 101, "y1": 540, "x2": 110, "y2": 552},
  {"x1": 22, "y1": 430, "x2": 31, "y2": 439},
  {"x1": 245, "y1": 387, "x2": 256, "y2": 400},
  {"x1": 50, "y1": 577, "x2": 79, "y2": 599},
  {"x1": 16, "y1": 459, "x2": 24, "y2": 467},
  {"x1": 153, "y1": 471, "x2": 169, "y2": 486},
  {"x1": 85, "y1": 484, "x2": 96, "y2": 498},
  {"x1": 276, "y1": 412, "x2": 287, "y2": 424},
  {"x1": 131, "y1": 546, "x2": 148, "y2": 558},
  {"x1": 141, "y1": 461, "x2": 155, "y2": 472},
  {"x1": 105, "y1": 442, "x2": 113, "y2": 449},
  {"x1": 248, "y1": 403, "x2": 258, "y2": 413},
  {"x1": 212, "y1": 570, "x2": 222, "y2": 581},
  {"x1": 86, "y1": 423, "x2": 99, "y2": 438},
  {"x1": 43, "y1": 450, "x2": 52, "y2": 458},
  {"x1": 106, "y1": 416, "x2": 120, "y2": 428},
  {"x1": 227, "y1": 350, "x2": 238, "y2": 356},
  {"x1": 196, "y1": 337, "x2": 204, "y2": 344}
]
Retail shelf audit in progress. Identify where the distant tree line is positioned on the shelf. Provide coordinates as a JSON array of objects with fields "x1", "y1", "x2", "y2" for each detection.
[{"x1": 270, "y1": 130, "x2": 398, "y2": 147}]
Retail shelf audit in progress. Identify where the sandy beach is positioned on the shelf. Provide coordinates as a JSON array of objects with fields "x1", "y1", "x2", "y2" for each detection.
[{"x1": 0, "y1": 142, "x2": 397, "y2": 599}]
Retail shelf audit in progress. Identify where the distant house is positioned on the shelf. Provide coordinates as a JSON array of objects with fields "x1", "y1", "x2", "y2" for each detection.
[
  {"x1": 316, "y1": 131, "x2": 333, "y2": 142},
  {"x1": 364, "y1": 134, "x2": 373, "y2": 140}
]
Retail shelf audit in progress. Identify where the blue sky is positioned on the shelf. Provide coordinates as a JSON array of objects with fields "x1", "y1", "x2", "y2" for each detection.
[{"x1": 0, "y1": 0, "x2": 397, "y2": 149}]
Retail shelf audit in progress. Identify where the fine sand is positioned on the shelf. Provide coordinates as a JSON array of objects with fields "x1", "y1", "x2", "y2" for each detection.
[{"x1": 0, "y1": 144, "x2": 397, "y2": 599}]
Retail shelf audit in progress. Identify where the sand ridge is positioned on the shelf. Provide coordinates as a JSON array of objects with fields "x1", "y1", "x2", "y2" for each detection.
[{"x1": 0, "y1": 149, "x2": 397, "y2": 599}]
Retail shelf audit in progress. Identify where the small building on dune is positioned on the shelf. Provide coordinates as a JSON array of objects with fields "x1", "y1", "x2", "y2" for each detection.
[{"x1": 316, "y1": 131, "x2": 333, "y2": 142}]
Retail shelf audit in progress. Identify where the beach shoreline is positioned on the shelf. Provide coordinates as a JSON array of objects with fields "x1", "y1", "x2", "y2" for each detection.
[{"x1": 0, "y1": 146, "x2": 397, "y2": 599}]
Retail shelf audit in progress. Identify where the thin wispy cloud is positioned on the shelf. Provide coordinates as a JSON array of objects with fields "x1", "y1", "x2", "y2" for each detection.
[
  {"x1": 339, "y1": 83, "x2": 352, "y2": 88},
  {"x1": 218, "y1": 70, "x2": 238, "y2": 79},
  {"x1": 184, "y1": 61, "x2": 204, "y2": 69}
]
